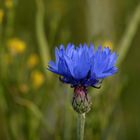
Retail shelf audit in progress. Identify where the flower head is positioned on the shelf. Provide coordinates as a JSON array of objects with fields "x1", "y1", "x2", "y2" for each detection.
[
  {"x1": 5, "y1": 0, "x2": 14, "y2": 9},
  {"x1": 31, "y1": 71, "x2": 45, "y2": 89},
  {"x1": 103, "y1": 40, "x2": 113, "y2": 50},
  {"x1": 48, "y1": 43, "x2": 118, "y2": 88},
  {"x1": 7, "y1": 38, "x2": 26, "y2": 55},
  {"x1": 27, "y1": 54, "x2": 39, "y2": 69},
  {"x1": 48, "y1": 43, "x2": 118, "y2": 113}
]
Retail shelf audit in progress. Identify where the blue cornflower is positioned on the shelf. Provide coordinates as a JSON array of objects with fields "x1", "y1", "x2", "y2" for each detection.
[
  {"x1": 48, "y1": 43, "x2": 118, "y2": 88},
  {"x1": 48, "y1": 43, "x2": 118, "y2": 113}
]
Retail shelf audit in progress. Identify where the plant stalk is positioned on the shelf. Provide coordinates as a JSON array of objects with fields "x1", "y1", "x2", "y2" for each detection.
[{"x1": 77, "y1": 113, "x2": 85, "y2": 140}]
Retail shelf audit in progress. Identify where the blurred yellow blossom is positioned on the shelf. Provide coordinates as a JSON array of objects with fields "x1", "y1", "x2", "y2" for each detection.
[
  {"x1": 27, "y1": 54, "x2": 39, "y2": 69},
  {"x1": 5, "y1": 0, "x2": 14, "y2": 9},
  {"x1": 7, "y1": 38, "x2": 26, "y2": 55},
  {"x1": 31, "y1": 71, "x2": 45, "y2": 89},
  {"x1": 19, "y1": 84, "x2": 29, "y2": 94},
  {"x1": 0, "y1": 9, "x2": 4, "y2": 24},
  {"x1": 103, "y1": 40, "x2": 113, "y2": 50}
]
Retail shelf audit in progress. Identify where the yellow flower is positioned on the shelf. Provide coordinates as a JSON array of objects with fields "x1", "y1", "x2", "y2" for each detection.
[
  {"x1": 27, "y1": 54, "x2": 39, "y2": 69},
  {"x1": 5, "y1": 0, "x2": 13, "y2": 9},
  {"x1": 31, "y1": 71, "x2": 45, "y2": 89},
  {"x1": 103, "y1": 40, "x2": 113, "y2": 50},
  {"x1": 0, "y1": 9, "x2": 4, "y2": 24},
  {"x1": 7, "y1": 38, "x2": 26, "y2": 55}
]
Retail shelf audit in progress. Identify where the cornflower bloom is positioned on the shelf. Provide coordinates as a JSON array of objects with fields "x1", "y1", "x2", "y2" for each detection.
[{"x1": 48, "y1": 43, "x2": 118, "y2": 113}]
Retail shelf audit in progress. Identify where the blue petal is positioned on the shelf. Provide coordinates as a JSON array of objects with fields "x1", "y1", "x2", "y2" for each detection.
[
  {"x1": 48, "y1": 43, "x2": 118, "y2": 87},
  {"x1": 55, "y1": 47, "x2": 59, "y2": 65}
]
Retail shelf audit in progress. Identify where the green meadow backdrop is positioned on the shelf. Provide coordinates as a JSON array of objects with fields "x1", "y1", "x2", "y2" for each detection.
[{"x1": 0, "y1": 0, "x2": 140, "y2": 140}]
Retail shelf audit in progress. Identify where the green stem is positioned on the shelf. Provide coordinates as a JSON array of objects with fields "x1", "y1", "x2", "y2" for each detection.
[
  {"x1": 77, "y1": 113, "x2": 85, "y2": 140},
  {"x1": 117, "y1": 4, "x2": 140, "y2": 66},
  {"x1": 35, "y1": 0, "x2": 52, "y2": 81}
]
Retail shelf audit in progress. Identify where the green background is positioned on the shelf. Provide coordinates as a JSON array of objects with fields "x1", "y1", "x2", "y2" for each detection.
[{"x1": 0, "y1": 0, "x2": 140, "y2": 139}]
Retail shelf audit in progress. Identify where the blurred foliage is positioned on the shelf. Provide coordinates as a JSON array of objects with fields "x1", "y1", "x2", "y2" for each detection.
[{"x1": 0, "y1": 0, "x2": 140, "y2": 140}]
